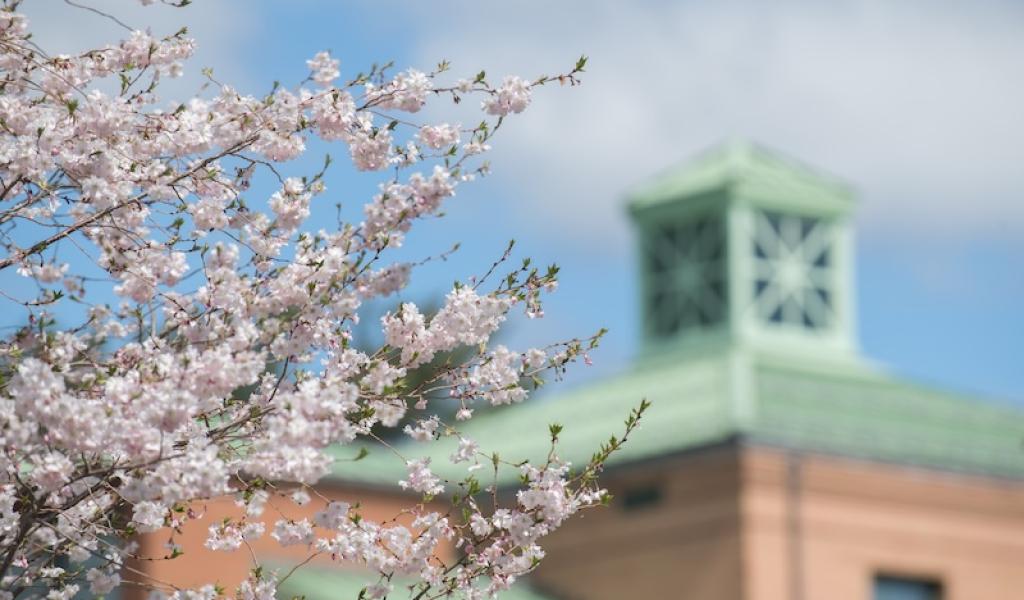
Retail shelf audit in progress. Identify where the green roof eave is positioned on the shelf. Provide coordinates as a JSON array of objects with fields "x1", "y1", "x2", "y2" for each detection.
[
  {"x1": 275, "y1": 564, "x2": 555, "y2": 600},
  {"x1": 751, "y1": 361, "x2": 1024, "y2": 479},
  {"x1": 326, "y1": 354, "x2": 739, "y2": 488},
  {"x1": 325, "y1": 348, "x2": 1024, "y2": 490},
  {"x1": 627, "y1": 139, "x2": 856, "y2": 217}
]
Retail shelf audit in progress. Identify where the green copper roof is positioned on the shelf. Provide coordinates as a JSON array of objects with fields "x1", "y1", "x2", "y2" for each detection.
[
  {"x1": 328, "y1": 349, "x2": 1024, "y2": 488},
  {"x1": 627, "y1": 140, "x2": 855, "y2": 216},
  {"x1": 326, "y1": 353, "x2": 734, "y2": 488},
  {"x1": 275, "y1": 564, "x2": 554, "y2": 600},
  {"x1": 752, "y1": 360, "x2": 1024, "y2": 474}
]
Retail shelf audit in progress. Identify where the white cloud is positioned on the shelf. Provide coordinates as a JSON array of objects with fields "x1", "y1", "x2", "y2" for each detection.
[{"x1": 396, "y1": 0, "x2": 1024, "y2": 252}]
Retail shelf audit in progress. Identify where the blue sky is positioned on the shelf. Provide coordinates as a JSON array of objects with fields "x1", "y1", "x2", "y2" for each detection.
[{"x1": 22, "y1": 1, "x2": 1024, "y2": 403}]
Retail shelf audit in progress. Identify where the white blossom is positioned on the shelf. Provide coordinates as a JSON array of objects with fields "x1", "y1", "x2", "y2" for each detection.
[
  {"x1": 399, "y1": 458, "x2": 444, "y2": 496},
  {"x1": 483, "y1": 76, "x2": 532, "y2": 116},
  {"x1": 450, "y1": 437, "x2": 480, "y2": 465},
  {"x1": 306, "y1": 51, "x2": 340, "y2": 86},
  {"x1": 271, "y1": 518, "x2": 315, "y2": 547},
  {"x1": 131, "y1": 501, "x2": 167, "y2": 533},
  {"x1": 417, "y1": 123, "x2": 460, "y2": 149},
  {"x1": 86, "y1": 568, "x2": 121, "y2": 595}
]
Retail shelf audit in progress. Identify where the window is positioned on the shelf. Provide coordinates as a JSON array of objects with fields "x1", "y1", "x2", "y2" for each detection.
[
  {"x1": 751, "y1": 210, "x2": 834, "y2": 330},
  {"x1": 621, "y1": 485, "x2": 663, "y2": 511},
  {"x1": 644, "y1": 215, "x2": 726, "y2": 337},
  {"x1": 874, "y1": 575, "x2": 942, "y2": 600}
]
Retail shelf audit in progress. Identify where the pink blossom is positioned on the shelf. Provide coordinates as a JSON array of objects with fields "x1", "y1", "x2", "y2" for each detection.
[
  {"x1": 399, "y1": 458, "x2": 444, "y2": 496},
  {"x1": 483, "y1": 76, "x2": 532, "y2": 116},
  {"x1": 0, "y1": 4, "x2": 626, "y2": 597},
  {"x1": 306, "y1": 51, "x2": 340, "y2": 86}
]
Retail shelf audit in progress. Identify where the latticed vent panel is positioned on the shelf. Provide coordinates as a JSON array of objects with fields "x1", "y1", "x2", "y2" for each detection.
[
  {"x1": 752, "y1": 210, "x2": 834, "y2": 330},
  {"x1": 645, "y1": 215, "x2": 726, "y2": 337}
]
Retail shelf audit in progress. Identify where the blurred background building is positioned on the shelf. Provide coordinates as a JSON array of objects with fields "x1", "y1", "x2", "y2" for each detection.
[
  {"x1": 19, "y1": 2, "x2": 1024, "y2": 598},
  {"x1": 133, "y1": 142, "x2": 1024, "y2": 600}
]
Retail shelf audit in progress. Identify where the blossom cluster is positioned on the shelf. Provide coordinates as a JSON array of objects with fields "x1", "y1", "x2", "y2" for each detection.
[{"x1": 0, "y1": 2, "x2": 619, "y2": 599}]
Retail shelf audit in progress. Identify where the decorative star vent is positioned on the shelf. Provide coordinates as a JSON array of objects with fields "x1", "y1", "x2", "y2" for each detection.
[
  {"x1": 752, "y1": 210, "x2": 834, "y2": 329},
  {"x1": 645, "y1": 216, "x2": 726, "y2": 337}
]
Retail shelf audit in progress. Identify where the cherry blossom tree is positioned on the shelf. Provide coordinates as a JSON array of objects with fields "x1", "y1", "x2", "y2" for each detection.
[{"x1": 0, "y1": 2, "x2": 647, "y2": 598}]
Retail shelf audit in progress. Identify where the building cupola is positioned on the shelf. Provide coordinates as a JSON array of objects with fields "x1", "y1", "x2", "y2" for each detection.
[{"x1": 628, "y1": 140, "x2": 858, "y2": 361}]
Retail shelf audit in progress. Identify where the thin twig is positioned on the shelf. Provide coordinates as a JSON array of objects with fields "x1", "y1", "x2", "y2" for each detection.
[{"x1": 63, "y1": 0, "x2": 135, "y2": 32}]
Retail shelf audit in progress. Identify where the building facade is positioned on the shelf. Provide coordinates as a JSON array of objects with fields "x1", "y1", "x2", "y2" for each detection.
[{"x1": 525, "y1": 141, "x2": 1024, "y2": 600}]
